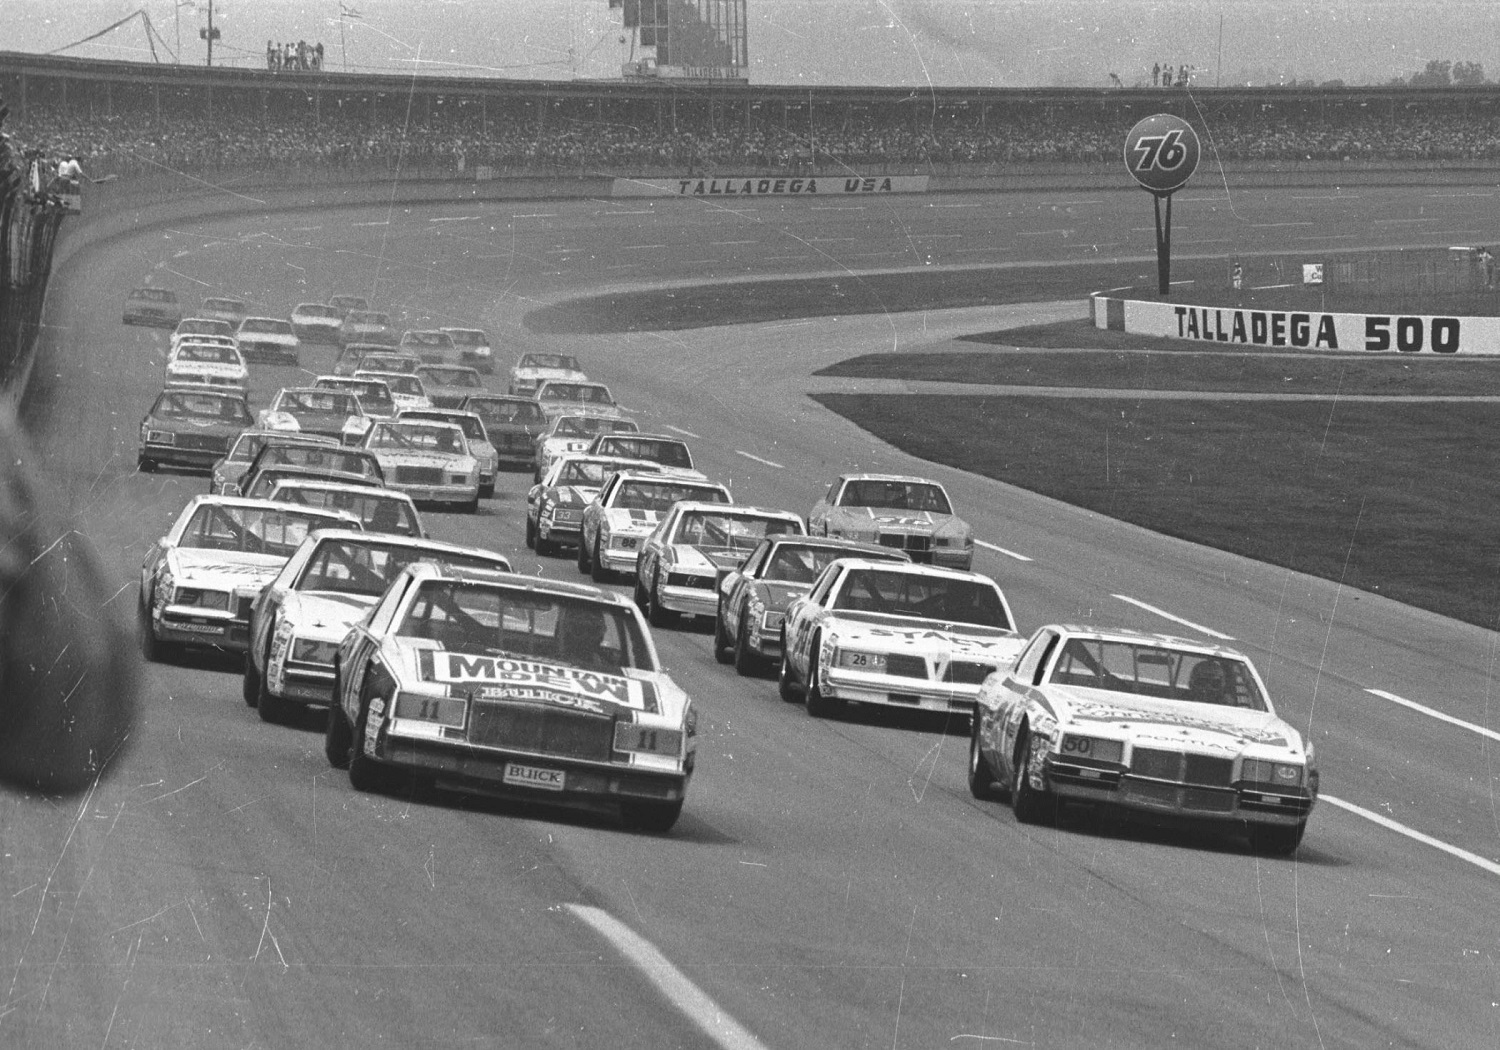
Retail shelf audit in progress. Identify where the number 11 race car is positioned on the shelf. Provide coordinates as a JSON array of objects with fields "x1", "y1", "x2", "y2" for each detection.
[{"x1": 967, "y1": 625, "x2": 1318, "y2": 855}]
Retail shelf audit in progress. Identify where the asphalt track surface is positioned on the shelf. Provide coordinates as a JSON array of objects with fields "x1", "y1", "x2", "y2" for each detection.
[{"x1": 4, "y1": 185, "x2": 1500, "y2": 1049}]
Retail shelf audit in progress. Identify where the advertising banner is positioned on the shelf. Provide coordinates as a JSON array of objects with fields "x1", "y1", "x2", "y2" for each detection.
[{"x1": 612, "y1": 175, "x2": 930, "y2": 198}]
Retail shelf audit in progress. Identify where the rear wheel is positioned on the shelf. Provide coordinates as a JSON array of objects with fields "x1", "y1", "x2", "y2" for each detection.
[
  {"x1": 535, "y1": 529, "x2": 557, "y2": 557},
  {"x1": 1011, "y1": 732, "x2": 1055, "y2": 825},
  {"x1": 325, "y1": 701, "x2": 353, "y2": 769},
  {"x1": 804, "y1": 639, "x2": 841, "y2": 718},
  {"x1": 712, "y1": 604, "x2": 734, "y2": 664},
  {"x1": 589, "y1": 540, "x2": 611, "y2": 584},
  {"x1": 733, "y1": 616, "x2": 763, "y2": 677},
  {"x1": 967, "y1": 717, "x2": 1000, "y2": 799},
  {"x1": 524, "y1": 516, "x2": 537, "y2": 549},
  {"x1": 576, "y1": 531, "x2": 593, "y2": 574},
  {"x1": 619, "y1": 798, "x2": 683, "y2": 834},
  {"x1": 348, "y1": 702, "x2": 401, "y2": 794},
  {"x1": 1247, "y1": 821, "x2": 1306, "y2": 857},
  {"x1": 777, "y1": 636, "x2": 802, "y2": 703}
]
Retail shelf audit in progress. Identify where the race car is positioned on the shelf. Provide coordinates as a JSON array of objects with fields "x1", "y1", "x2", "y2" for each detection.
[
  {"x1": 235, "y1": 316, "x2": 301, "y2": 366},
  {"x1": 807, "y1": 473, "x2": 975, "y2": 570},
  {"x1": 441, "y1": 326, "x2": 495, "y2": 374},
  {"x1": 237, "y1": 442, "x2": 386, "y2": 497},
  {"x1": 123, "y1": 286, "x2": 183, "y2": 328},
  {"x1": 509, "y1": 351, "x2": 586, "y2": 397},
  {"x1": 257, "y1": 386, "x2": 370, "y2": 443},
  {"x1": 397, "y1": 407, "x2": 499, "y2": 497},
  {"x1": 290, "y1": 302, "x2": 345, "y2": 343},
  {"x1": 415, "y1": 363, "x2": 485, "y2": 409},
  {"x1": 200, "y1": 297, "x2": 248, "y2": 327},
  {"x1": 137, "y1": 495, "x2": 360, "y2": 660},
  {"x1": 354, "y1": 370, "x2": 431, "y2": 413},
  {"x1": 210, "y1": 431, "x2": 342, "y2": 494},
  {"x1": 326, "y1": 293, "x2": 369, "y2": 318},
  {"x1": 359, "y1": 418, "x2": 481, "y2": 511},
  {"x1": 533, "y1": 414, "x2": 640, "y2": 481},
  {"x1": 171, "y1": 317, "x2": 238, "y2": 348},
  {"x1": 778, "y1": 558, "x2": 1024, "y2": 722},
  {"x1": 400, "y1": 329, "x2": 456, "y2": 364},
  {"x1": 463, "y1": 394, "x2": 546, "y2": 471},
  {"x1": 138, "y1": 387, "x2": 254, "y2": 474},
  {"x1": 535, "y1": 380, "x2": 621, "y2": 422},
  {"x1": 324, "y1": 562, "x2": 695, "y2": 832},
  {"x1": 585, "y1": 432, "x2": 703, "y2": 478},
  {"x1": 313, "y1": 374, "x2": 398, "y2": 420},
  {"x1": 526, "y1": 454, "x2": 663, "y2": 557},
  {"x1": 244, "y1": 530, "x2": 511, "y2": 724},
  {"x1": 339, "y1": 310, "x2": 397, "y2": 347},
  {"x1": 634, "y1": 502, "x2": 805, "y2": 625},
  {"x1": 713, "y1": 536, "x2": 910, "y2": 676},
  {"x1": 331, "y1": 343, "x2": 413, "y2": 377},
  {"x1": 577, "y1": 471, "x2": 732, "y2": 582},
  {"x1": 264, "y1": 479, "x2": 425, "y2": 537},
  {"x1": 164, "y1": 340, "x2": 249, "y2": 393},
  {"x1": 967, "y1": 625, "x2": 1318, "y2": 855}
]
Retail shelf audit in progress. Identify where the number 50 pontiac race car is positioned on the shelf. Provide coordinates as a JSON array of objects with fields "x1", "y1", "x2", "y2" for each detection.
[
  {"x1": 967, "y1": 625, "x2": 1318, "y2": 855},
  {"x1": 326, "y1": 563, "x2": 697, "y2": 832}
]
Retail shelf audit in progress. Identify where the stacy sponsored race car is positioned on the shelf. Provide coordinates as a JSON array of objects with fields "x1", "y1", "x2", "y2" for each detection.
[
  {"x1": 509, "y1": 351, "x2": 586, "y2": 397},
  {"x1": 779, "y1": 558, "x2": 1024, "y2": 722},
  {"x1": 808, "y1": 473, "x2": 975, "y2": 570},
  {"x1": 244, "y1": 530, "x2": 511, "y2": 724},
  {"x1": 526, "y1": 454, "x2": 662, "y2": 557},
  {"x1": 967, "y1": 625, "x2": 1318, "y2": 855},
  {"x1": 634, "y1": 502, "x2": 805, "y2": 626},
  {"x1": 138, "y1": 495, "x2": 360, "y2": 660},
  {"x1": 138, "y1": 388, "x2": 254, "y2": 474},
  {"x1": 324, "y1": 564, "x2": 696, "y2": 832},
  {"x1": 577, "y1": 471, "x2": 732, "y2": 583},
  {"x1": 398, "y1": 408, "x2": 499, "y2": 497},
  {"x1": 714, "y1": 536, "x2": 910, "y2": 676}
]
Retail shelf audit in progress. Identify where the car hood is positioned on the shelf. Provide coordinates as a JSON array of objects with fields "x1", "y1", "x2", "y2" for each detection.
[
  {"x1": 754, "y1": 580, "x2": 812, "y2": 609},
  {"x1": 373, "y1": 450, "x2": 474, "y2": 469},
  {"x1": 1044, "y1": 686, "x2": 1305, "y2": 754},
  {"x1": 148, "y1": 414, "x2": 242, "y2": 437},
  {"x1": 394, "y1": 643, "x2": 689, "y2": 721},
  {"x1": 168, "y1": 548, "x2": 286, "y2": 592},
  {"x1": 671, "y1": 545, "x2": 748, "y2": 574},
  {"x1": 550, "y1": 484, "x2": 602, "y2": 506},
  {"x1": 282, "y1": 591, "x2": 378, "y2": 639},
  {"x1": 604, "y1": 507, "x2": 663, "y2": 531},
  {"x1": 829, "y1": 507, "x2": 966, "y2": 534},
  {"x1": 826, "y1": 611, "x2": 1024, "y2": 660}
]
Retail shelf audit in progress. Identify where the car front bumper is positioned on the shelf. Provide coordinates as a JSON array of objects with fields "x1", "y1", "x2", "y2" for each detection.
[{"x1": 819, "y1": 665, "x2": 979, "y2": 713}]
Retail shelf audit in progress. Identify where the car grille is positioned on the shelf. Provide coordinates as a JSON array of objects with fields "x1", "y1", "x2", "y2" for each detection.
[
  {"x1": 175, "y1": 433, "x2": 229, "y2": 452},
  {"x1": 878, "y1": 533, "x2": 932, "y2": 552},
  {"x1": 495, "y1": 432, "x2": 533, "y2": 451},
  {"x1": 1130, "y1": 748, "x2": 1234, "y2": 787},
  {"x1": 883, "y1": 653, "x2": 928, "y2": 679},
  {"x1": 395, "y1": 466, "x2": 445, "y2": 485},
  {"x1": 943, "y1": 660, "x2": 993, "y2": 685},
  {"x1": 466, "y1": 702, "x2": 614, "y2": 761}
]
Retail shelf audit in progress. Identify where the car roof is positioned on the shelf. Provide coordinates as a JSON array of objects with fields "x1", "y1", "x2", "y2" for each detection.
[
  {"x1": 761, "y1": 535, "x2": 909, "y2": 557},
  {"x1": 823, "y1": 557, "x2": 997, "y2": 583},
  {"x1": 838, "y1": 472, "x2": 944, "y2": 485},
  {"x1": 1040, "y1": 624, "x2": 1249, "y2": 660},
  {"x1": 671, "y1": 501, "x2": 798, "y2": 518},
  {"x1": 292, "y1": 527, "x2": 509, "y2": 562},
  {"x1": 401, "y1": 562, "x2": 629, "y2": 603}
]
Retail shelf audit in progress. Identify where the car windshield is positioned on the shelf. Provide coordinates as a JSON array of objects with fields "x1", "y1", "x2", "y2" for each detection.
[
  {"x1": 471, "y1": 399, "x2": 543, "y2": 425},
  {"x1": 177, "y1": 319, "x2": 231, "y2": 336},
  {"x1": 153, "y1": 391, "x2": 251, "y2": 423},
  {"x1": 258, "y1": 445, "x2": 378, "y2": 477},
  {"x1": 271, "y1": 487, "x2": 422, "y2": 536},
  {"x1": 204, "y1": 298, "x2": 244, "y2": 312},
  {"x1": 673, "y1": 511, "x2": 799, "y2": 550},
  {"x1": 615, "y1": 480, "x2": 728, "y2": 511},
  {"x1": 405, "y1": 332, "x2": 452, "y2": 347},
  {"x1": 130, "y1": 288, "x2": 176, "y2": 302},
  {"x1": 557, "y1": 459, "x2": 638, "y2": 485},
  {"x1": 296, "y1": 304, "x2": 339, "y2": 319},
  {"x1": 1047, "y1": 639, "x2": 1268, "y2": 710},
  {"x1": 420, "y1": 368, "x2": 479, "y2": 387},
  {"x1": 241, "y1": 318, "x2": 292, "y2": 335},
  {"x1": 446, "y1": 330, "x2": 485, "y2": 346},
  {"x1": 178, "y1": 503, "x2": 349, "y2": 558},
  {"x1": 348, "y1": 311, "x2": 391, "y2": 325},
  {"x1": 832, "y1": 569, "x2": 1010, "y2": 629},
  {"x1": 521, "y1": 353, "x2": 579, "y2": 370},
  {"x1": 765, "y1": 544, "x2": 894, "y2": 584},
  {"x1": 541, "y1": 383, "x2": 612, "y2": 404},
  {"x1": 396, "y1": 582, "x2": 651, "y2": 674},
  {"x1": 177, "y1": 344, "x2": 237, "y2": 363},
  {"x1": 296, "y1": 539, "x2": 501, "y2": 595},
  {"x1": 277, "y1": 390, "x2": 358, "y2": 415},
  {"x1": 369, "y1": 422, "x2": 466, "y2": 453},
  {"x1": 556, "y1": 416, "x2": 635, "y2": 438},
  {"x1": 839, "y1": 479, "x2": 952, "y2": 514},
  {"x1": 597, "y1": 437, "x2": 692, "y2": 468}
]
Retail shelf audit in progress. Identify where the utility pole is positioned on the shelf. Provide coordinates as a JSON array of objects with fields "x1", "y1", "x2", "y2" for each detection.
[{"x1": 199, "y1": 0, "x2": 219, "y2": 67}]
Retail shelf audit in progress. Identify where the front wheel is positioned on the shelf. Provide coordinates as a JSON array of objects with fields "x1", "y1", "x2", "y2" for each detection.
[
  {"x1": 576, "y1": 531, "x2": 593, "y2": 574},
  {"x1": 967, "y1": 717, "x2": 1000, "y2": 799},
  {"x1": 535, "y1": 529, "x2": 557, "y2": 557},
  {"x1": 733, "y1": 616, "x2": 763, "y2": 678},
  {"x1": 712, "y1": 604, "x2": 734, "y2": 664},
  {"x1": 777, "y1": 638, "x2": 802, "y2": 703},
  {"x1": 589, "y1": 540, "x2": 611, "y2": 584},
  {"x1": 348, "y1": 702, "x2": 401, "y2": 794},
  {"x1": 804, "y1": 641, "x2": 841, "y2": 718},
  {"x1": 646, "y1": 575, "x2": 676, "y2": 628},
  {"x1": 1246, "y1": 821, "x2": 1306, "y2": 857},
  {"x1": 325, "y1": 701, "x2": 353, "y2": 769},
  {"x1": 242, "y1": 650, "x2": 261, "y2": 707},
  {"x1": 1011, "y1": 732, "x2": 1055, "y2": 825},
  {"x1": 524, "y1": 516, "x2": 537, "y2": 549},
  {"x1": 619, "y1": 798, "x2": 683, "y2": 834}
]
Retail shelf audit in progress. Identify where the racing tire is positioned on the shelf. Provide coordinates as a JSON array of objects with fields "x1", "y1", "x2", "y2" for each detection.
[
  {"x1": 348, "y1": 702, "x2": 402, "y2": 794},
  {"x1": 137, "y1": 456, "x2": 156, "y2": 473},
  {"x1": 256, "y1": 637, "x2": 291, "y2": 725},
  {"x1": 480, "y1": 483, "x2": 495, "y2": 500},
  {"x1": 524, "y1": 516, "x2": 537, "y2": 549},
  {"x1": 619, "y1": 798, "x2": 683, "y2": 834},
  {"x1": 589, "y1": 540, "x2": 611, "y2": 584},
  {"x1": 577, "y1": 532, "x2": 593, "y2": 574},
  {"x1": 1246, "y1": 821, "x2": 1306, "y2": 857},
  {"x1": 777, "y1": 639, "x2": 802, "y2": 703},
  {"x1": 325, "y1": 701, "x2": 353, "y2": 770},
  {"x1": 243, "y1": 650, "x2": 261, "y2": 707},
  {"x1": 138, "y1": 594, "x2": 167, "y2": 662},
  {"x1": 803, "y1": 642, "x2": 841, "y2": 719},
  {"x1": 535, "y1": 530, "x2": 557, "y2": 558},
  {"x1": 967, "y1": 717, "x2": 1001, "y2": 799},
  {"x1": 733, "y1": 616, "x2": 763, "y2": 678},
  {"x1": 463, "y1": 496, "x2": 480, "y2": 514},
  {"x1": 645, "y1": 576, "x2": 677, "y2": 628},
  {"x1": 712, "y1": 604, "x2": 734, "y2": 664},
  {"x1": 1011, "y1": 731, "x2": 1056, "y2": 826}
]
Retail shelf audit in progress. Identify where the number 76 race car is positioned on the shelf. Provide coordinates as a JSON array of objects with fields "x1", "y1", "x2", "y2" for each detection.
[{"x1": 967, "y1": 625, "x2": 1318, "y2": 855}]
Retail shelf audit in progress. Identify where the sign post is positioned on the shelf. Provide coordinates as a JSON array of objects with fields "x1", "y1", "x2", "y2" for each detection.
[{"x1": 1123, "y1": 114, "x2": 1201, "y2": 296}]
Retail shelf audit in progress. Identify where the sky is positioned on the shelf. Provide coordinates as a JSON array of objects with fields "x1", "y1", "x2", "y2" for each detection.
[{"x1": 2, "y1": 0, "x2": 1499, "y2": 89}]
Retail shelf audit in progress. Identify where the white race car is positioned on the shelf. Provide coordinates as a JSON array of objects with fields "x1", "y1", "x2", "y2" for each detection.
[
  {"x1": 170, "y1": 318, "x2": 237, "y2": 350},
  {"x1": 236, "y1": 316, "x2": 301, "y2": 366},
  {"x1": 532, "y1": 414, "x2": 640, "y2": 482},
  {"x1": 441, "y1": 326, "x2": 495, "y2": 374},
  {"x1": 325, "y1": 563, "x2": 696, "y2": 831},
  {"x1": 355, "y1": 370, "x2": 431, "y2": 413},
  {"x1": 138, "y1": 495, "x2": 360, "y2": 659},
  {"x1": 779, "y1": 558, "x2": 1024, "y2": 721},
  {"x1": 808, "y1": 473, "x2": 975, "y2": 570},
  {"x1": 257, "y1": 386, "x2": 371, "y2": 444},
  {"x1": 360, "y1": 418, "x2": 481, "y2": 511},
  {"x1": 397, "y1": 408, "x2": 499, "y2": 497},
  {"x1": 164, "y1": 340, "x2": 249, "y2": 393},
  {"x1": 243, "y1": 529, "x2": 511, "y2": 723},
  {"x1": 535, "y1": 380, "x2": 621, "y2": 422},
  {"x1": 576, "y1": 471, "x2": 732, "y2": 582},
  {"x1": 968, "y1": 625, "x2": 1318, "y2": 855},
  {"x1": 526, "y1": 454, "x2": 662, "y2": 557},
  {"x1": 509, "y1": 351, "x2": 586, "y2": 397},
  {"x1": 634, "y1": 501, "x2": 805, "y2": 625},
  {"x1": 290, "y1": 302, "x2": 344, "y2": 343}
]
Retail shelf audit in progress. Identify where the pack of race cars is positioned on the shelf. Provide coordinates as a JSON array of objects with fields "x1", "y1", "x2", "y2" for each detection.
[{"x1": 125, "y1": 288, "x2": 1319, "y2": 851}]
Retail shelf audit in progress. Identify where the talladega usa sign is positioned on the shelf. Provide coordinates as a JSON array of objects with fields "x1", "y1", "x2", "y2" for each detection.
[{"x1": 612, "y1": 175, "x2": 930, "y2": 197}]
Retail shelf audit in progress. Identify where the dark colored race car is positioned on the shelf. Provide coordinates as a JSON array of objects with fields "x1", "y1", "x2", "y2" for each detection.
[
  {"x1": 462, "y1": 394, "x2": 546, "y2": 471},
  {"x1": 123, "y1": 286, "x2": 183, "y2": 328},
  {"x1": 138, "y1": 388, "x2": 253, "y2": 474}
]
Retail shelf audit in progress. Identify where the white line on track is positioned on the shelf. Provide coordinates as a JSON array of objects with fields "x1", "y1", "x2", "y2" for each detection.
[
  {"x1": 1322, "y1": 795, "x2": 1500, "y2": 878},
  {"x1": 512, "y1": 213, "x2": 557, "y2": 219},
  {"x1": 1365, "y1": 689, "x2": 1500, "y2": 743},
  {"x1": 711, "y1": 240, "x2": 758, "y2": 246},
  {"x1": 351, "y1": 221, "x2": 388, "y2": 227},
  {"x1": 974, "y1": 539, "x2": 1031, "y2": 562},
  {"x1": 427, "y1": 215, "x2": 480, "y2": 223},
  {"x1": 566, "y1": 905, "x2": 771, "y2": 1050},
  {"x1": 1046, "y1": 199, "x2": 1105, "y2": 206},
  {"x1": 664, "y1": 425, "x2": 702, "y2": 439},
  {"x1": 1289, "y1": 194, "x2": 1362, "y2": 201},
  {"x1": 1111, "y1": 595, "x2": 1233, "y2": 640},
  {"x1": 811, "y1": 205, "x2": 865, "y2": 211},
  {"x1": 1250, "y1": 222, "x2": 1314, "y2": 228},
  {"x1": 612, "y1": 209, "x2": 654, "y2": 215},
  {"x1": 623, "y1": 244, "x2": 669, "y2": 250},
  {"x1": 955, "y1": 247, "x2": 1007, "y2": 254},
  {"x1": 926, "y1": 202, "x2": 983, "y2": 208},
  {"x1": 735, "y1": 450, "x2": 784, "y2": 469}
]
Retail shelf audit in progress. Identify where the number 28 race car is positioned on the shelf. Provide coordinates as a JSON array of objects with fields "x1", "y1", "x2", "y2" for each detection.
[
  {"x1": 779, "y1": 558, "x2": 1024, "y2": 721},
  {"x1": 325, "y1": 563, "x2": 696, "y2": 832},
  {"x1": 967, "y1": 625, "x2": 1318, "y2": 855}
]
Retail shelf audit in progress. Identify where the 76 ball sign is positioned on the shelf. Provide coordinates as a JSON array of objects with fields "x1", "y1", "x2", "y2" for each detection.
[{"x1": 1123, "y1": 113, "x2": 1201, "y2": 194}]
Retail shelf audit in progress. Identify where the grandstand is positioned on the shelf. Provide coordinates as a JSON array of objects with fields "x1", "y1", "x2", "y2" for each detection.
[{"x1": 6, "y1": 50, "x2": 1500, "y2": 179}]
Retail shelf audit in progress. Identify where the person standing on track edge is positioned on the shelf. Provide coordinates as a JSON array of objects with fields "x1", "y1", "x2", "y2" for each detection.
[{"x1": 0, "y1": 405, "x2": 137, "y2": 795}]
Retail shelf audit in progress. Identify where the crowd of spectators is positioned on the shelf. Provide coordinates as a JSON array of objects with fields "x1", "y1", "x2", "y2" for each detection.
[
  {"x1": 269, "y1": 41, "x2": 325, "y2": 73},
  {"x1": 11, "y1": 92, "x2": 1500, "y2": 178}
]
